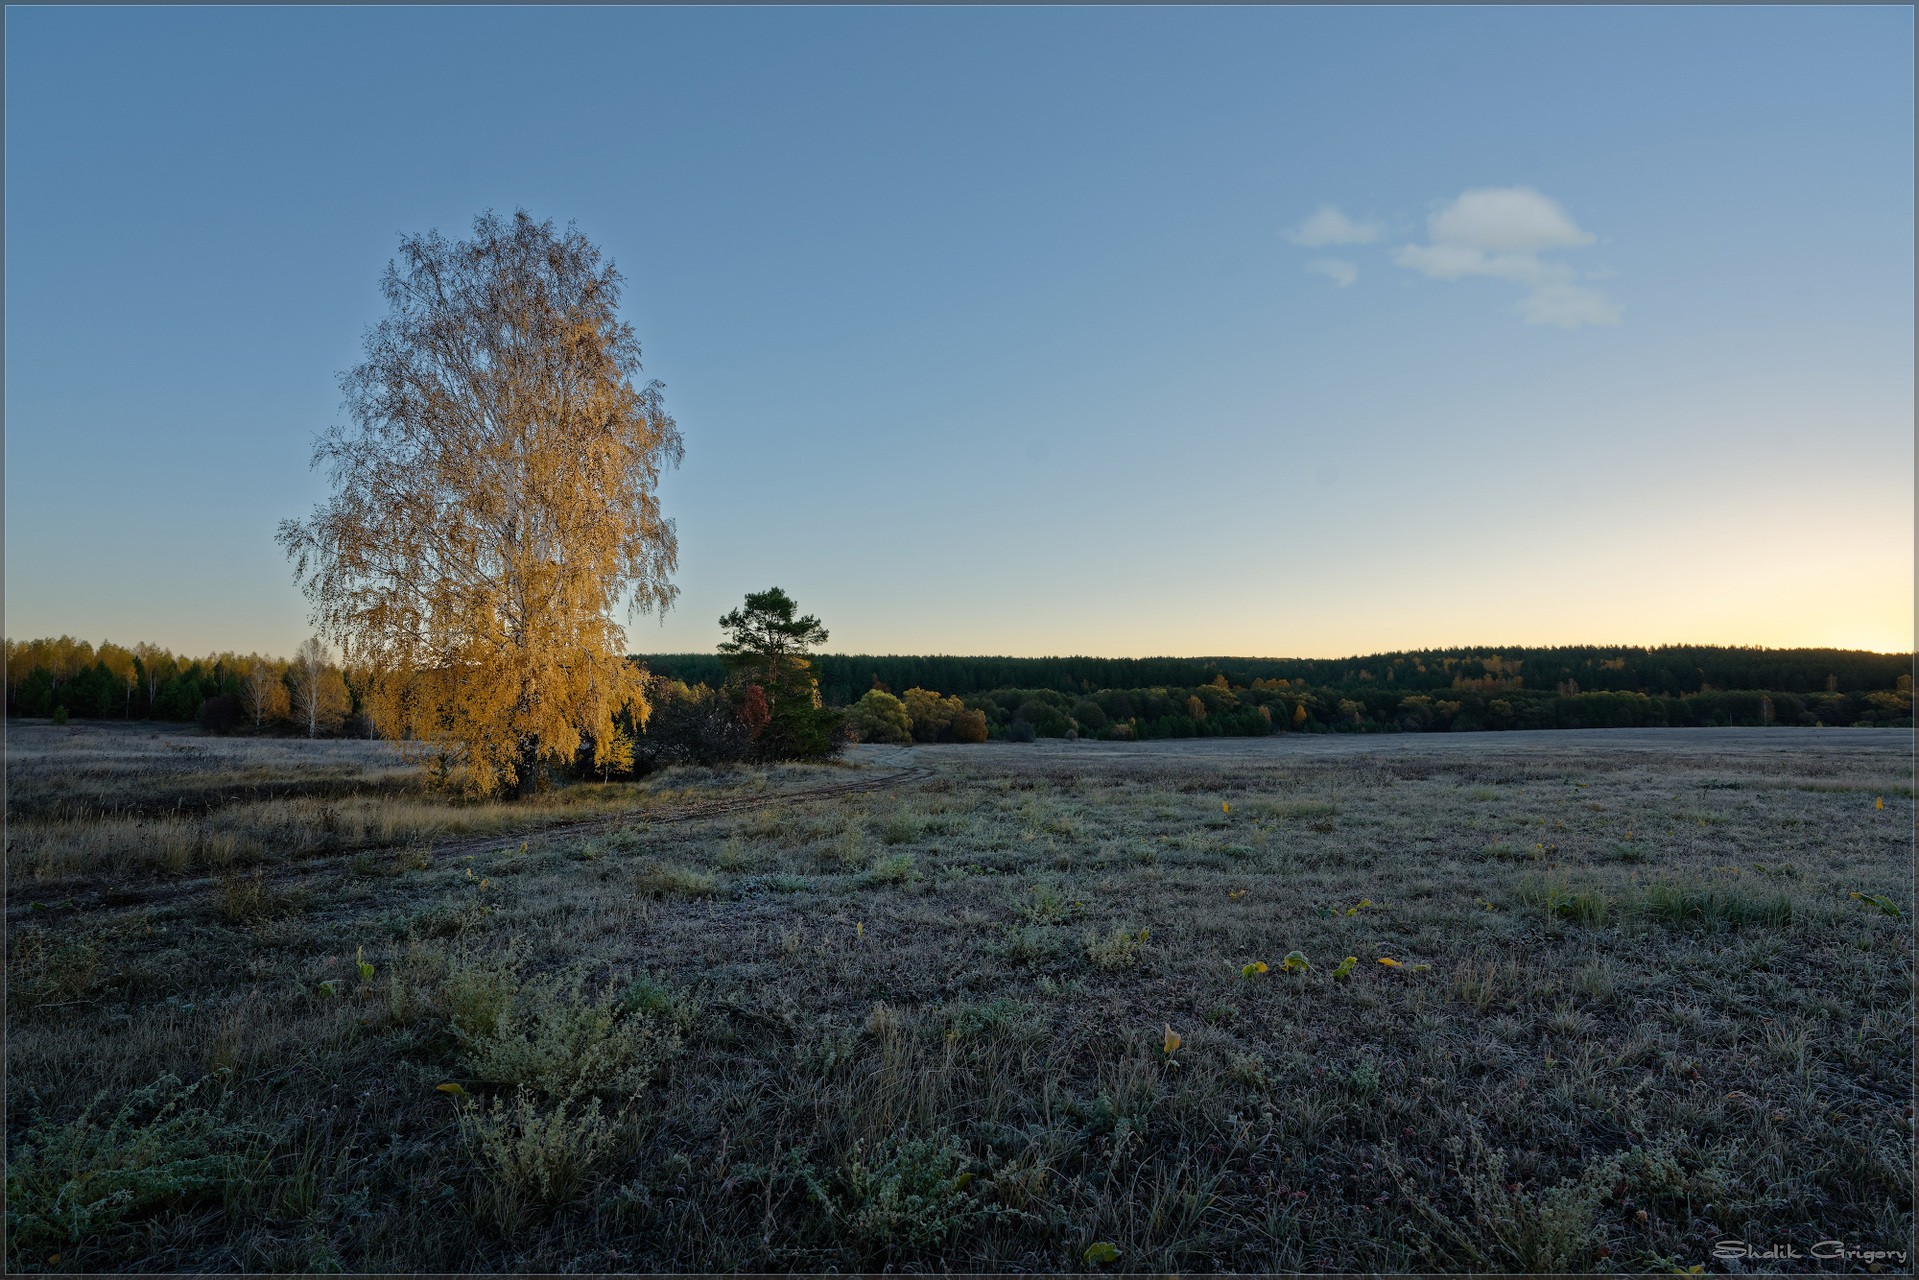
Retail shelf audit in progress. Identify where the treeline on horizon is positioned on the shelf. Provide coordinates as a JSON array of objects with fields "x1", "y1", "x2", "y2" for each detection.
[
  {"x1": 638, "y1": 644, "x2": 1911, "y2": 701},
  {"x1": 8, "y1": 637, "x2": 1912, "y2": 739},
  {"x1": 640, "y1": 645, "x2": 1915, "y2": 739},
  {"x1": 4, "y1": 636, "x2": 357, "y2": 734}
]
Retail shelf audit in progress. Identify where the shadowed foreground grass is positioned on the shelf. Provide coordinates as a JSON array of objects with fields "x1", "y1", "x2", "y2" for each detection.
[{"x1": 5, "y1": 725, "x2": 1912, "y2": 1272}]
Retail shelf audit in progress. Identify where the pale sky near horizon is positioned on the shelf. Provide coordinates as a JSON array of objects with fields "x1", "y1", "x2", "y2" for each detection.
[{"x1": 5, "y1": 6, "x2": 1913, "y2": 661}]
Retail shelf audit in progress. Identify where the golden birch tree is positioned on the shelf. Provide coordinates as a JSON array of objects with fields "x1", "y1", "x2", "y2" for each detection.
[
  {"x1": 240, "y1": 654, "x2": 292, "y2": 728},
  {"x1": 278, "y1": 210, "x2": 681, "y2": 795},
  {"x1": 289, "y1": 638, "x2": 350, "y2": 738}
]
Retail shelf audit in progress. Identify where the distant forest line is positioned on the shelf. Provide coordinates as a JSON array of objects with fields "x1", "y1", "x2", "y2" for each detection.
[
  {"x1": 643, "y1": 645, "x2": 1915, "y2": 740},
  {"x1": 6, "y1": 639, "x2": 1911, "y2": 739},
  {"x1": 639, "y1": 646, "x2": 1912, "y2": 703}
]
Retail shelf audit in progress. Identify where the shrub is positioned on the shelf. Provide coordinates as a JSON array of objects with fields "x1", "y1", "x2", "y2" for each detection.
[
  {"x1": 1085, "y1": 924, "x2": 1150, "y2": 970},
  {"x1": 1018, "y1": 878, "x2": 1073, "y2": 923},
  {"x1": 1070, "y1": 698, "x2": 1111, "y2": 734},
  {"x1": 7, "y1": 926, "x2": 103, "y2": 1009},
  {"x1": 1015, "y1": 700, "x2": 1073, "y2": 738},
  {"x1": 454, "y1": 964, "x2": 686, "y2": 1102},
  {"x1": 1390, "y1": 1133, "x2": 1625, "y2": 1272},
  {"x1": 632, "y1": 678, "x2": 755, "y2": 769},
  {"x1": 1006, "y1": 719, "x2": 1037, "y2": 744},
  {"x1": 848, "y1": 689, "x2": 913, "y2": 744},
  {"x1": 807, "y1": 1134, "x2": 992, "y2": 1262},
  {"x1": 15, "y1": 667, "x2": 56, "y2": 716},
  {"x1": 902, "y1": 687, "x2": 966, "y2": 742},
  {"x1": 216, "y1": 870, "x2": 287, "y2": 924},
  {"x1": 863, "y1": 853, "x2": 915, "y2": 886},
  {"x1": 441, "y1": 944, "x2": 525, "y2": 1041},
  {"x1": 632, "y1": 860, "x2": 718, "y2": 899},
  {"x1": 196, "y1": 694, "x2": 243, "y2": 734},
  {"x1": 950, "y1": 708, "x2": 989, "y2": 743},
  {"x1": 822, "y1": 824, "x2": 867, "y2": 871},
  {"x1": 945, "y1": 997, "x2": 1038, "y2": 1043},
  {"x1": 995, "y1": 924, "x2": 1062, "y2": 966},
  {"x1": 5, "y1": 1073, "x2": 262, "y2": 1255},
  {"x1": 458, "y1": 1086, "x2": 614, "y2": 1226},
  {"x1": 715, "y1": 836, "x2": 763, "y2": 872}
]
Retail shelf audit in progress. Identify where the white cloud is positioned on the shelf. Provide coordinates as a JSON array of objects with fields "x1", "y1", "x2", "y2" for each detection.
[
  {"x1": 1304, "y1": 257, "x2": 1358, "y2": 287},
  {"x1": 1426, "y1": 186, "x2": 1594, "y2": 252},
  {"x1": 1285, "y1": 204, "x2": 1382, "y2": 247},
  {"x1": 1392, "y1": 244, "x2": 1573, "y2": 287},
  {"x1": 1393, "y1": 186, "x2": 1618, "y2": 327},
  {"x1": 1516, "y1": 283, "x2": 1621, "y2": 328}
]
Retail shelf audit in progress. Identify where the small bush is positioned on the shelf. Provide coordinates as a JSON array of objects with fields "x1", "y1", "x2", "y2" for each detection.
[
  {"x1": 196, "y1": 694, "x2": 243, "y2": 734},
  {"x1": 441, "y1": 942, "x2": 524, "y2": 1041},
  {"x1": 458, "y1": 1086, "x2": 614, "y2": 1227},
  {"x1": 806, "y1": 1134, "x2": 991, "y2": 1262},
  {"x1": 1018, "y1": 878, "x2": 1073, "y2": 923},
  {"x1": 1006, "y1": 719, "x2": 1037, "y2": 744},
  {"x1": 454, "y1": 963, "x2": 684, "y2": 1102},
  {"x1": 823, "y1": 825, "x2": 866, "y2": 871},
  {"x1": 616, "y1": 973, "x2": 679, "y2": 1019},
  {"x1": 863, "y1": 853, "x2": 916, "y2": 886},
  {"x1": 715, "y1": 836, "x2": 762, "y2": 872},
  {"x1": 848, "y1": 690, "x2": 913, "y2": 745},
  {"x1": 1347, "y1": 1062, "x2": 1382, "y2": 1099},
  {"x1": 1085, "y1": 925, "x2": 1150, "y2": 971},
  {"x1": 995, "y1": 924, "x2": 1062, "y2": 967},
  {"x1": 1228, "y1": 1051, "x2": 1269, "y2": 1088},
  {"x1": 1392, "y1": 1134, "x2": 1624, "y2": 1272},
  {"x1": 633, "y1": 860, "x2": 718, "y2": 899},
  {"x1": 5, "y1": 1073, "x2": 261, "y2": 1255},
  {"x1": 945, "y1": 997, "x2": 1038, "y2": 1043},
  {"x1": 7, "y1": 926, "x2": 103, "y2": 1009},
  {"x1": 215, "y1": 870, "x2": 286, "y2": 924},
  {"x1": 879, "y1": 811, "x2": 923, "y2": 845},
  {"x1": 402, "y1": 900, "x2": 492, "y2": 939}
]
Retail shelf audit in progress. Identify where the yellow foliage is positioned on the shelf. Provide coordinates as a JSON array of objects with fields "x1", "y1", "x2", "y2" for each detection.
[{"x1": 279, "y1": 211, "x2": 681, "y2": 795}]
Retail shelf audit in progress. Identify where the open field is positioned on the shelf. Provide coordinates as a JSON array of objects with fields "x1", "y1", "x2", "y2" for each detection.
[{"x1": 5, "y1": 722, "x2": 1913, "y2": 1272}]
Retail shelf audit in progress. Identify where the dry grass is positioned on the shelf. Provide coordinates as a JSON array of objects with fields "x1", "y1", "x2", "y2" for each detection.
[
  {"x1": 4, "y1": 723, "x2": 1912, "y2": 1272},
  {"x1": 5, "y1": 721, "x2": 835, "y2": 885}
]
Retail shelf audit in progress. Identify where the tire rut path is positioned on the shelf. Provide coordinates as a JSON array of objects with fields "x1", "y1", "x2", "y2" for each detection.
[{"x1": 8, "y1": 765, "x2": 935, "y2": 919}]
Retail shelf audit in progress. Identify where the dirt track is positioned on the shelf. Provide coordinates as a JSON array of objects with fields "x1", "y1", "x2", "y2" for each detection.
[{"x1": 5, "y1": 763, "x2": 933, "y2": 918}]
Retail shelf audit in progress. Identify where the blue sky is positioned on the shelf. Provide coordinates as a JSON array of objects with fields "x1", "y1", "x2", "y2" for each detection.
[{"x1": 6, "y1": 6, "x2": 1912, "y2": 659}]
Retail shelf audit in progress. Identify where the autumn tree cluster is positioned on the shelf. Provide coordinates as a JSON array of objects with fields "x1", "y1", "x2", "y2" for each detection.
[
  {"x1": 5, "y1": 635, "x2": 353, "y2": 735},
  {"x1": 847, "y1": 685, "x2": 988, "y2": 744}
]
